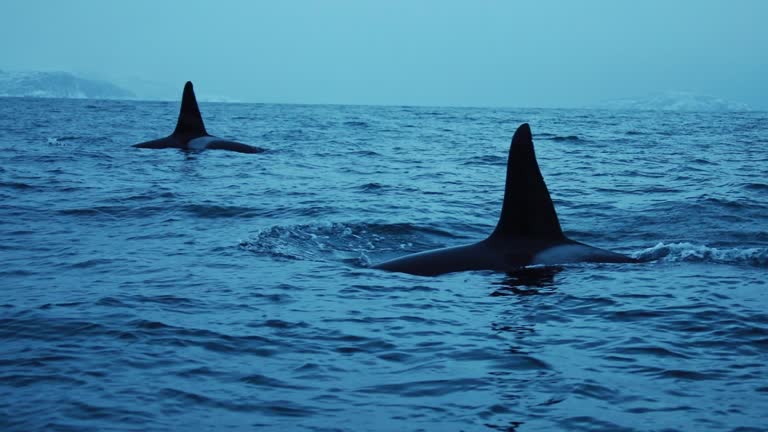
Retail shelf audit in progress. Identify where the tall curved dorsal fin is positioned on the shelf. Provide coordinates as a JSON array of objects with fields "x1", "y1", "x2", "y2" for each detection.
[
  {"x1": 489, "y1": 123, "x2": 565, "y2": 240},
  {"x1": 172, "y1": 81, "x2": 207, "y2": 136}
]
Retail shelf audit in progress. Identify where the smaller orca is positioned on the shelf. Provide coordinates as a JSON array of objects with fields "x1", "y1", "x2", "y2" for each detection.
[
  {"x1": 133, "y1": 81, "x2": 264, "y2": 154},
  {"x1": 373, "y1": 123, "x2": 637, "y2": 276}
]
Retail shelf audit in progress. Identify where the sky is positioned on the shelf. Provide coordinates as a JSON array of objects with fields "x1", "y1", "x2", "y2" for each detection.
[{"x1": 1, "y1": 0, "x2": 766, "y2": 108}]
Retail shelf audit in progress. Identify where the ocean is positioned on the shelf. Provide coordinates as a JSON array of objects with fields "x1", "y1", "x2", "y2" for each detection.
[{"x1": 0, "y1": 97, "x2": 766, "y2": 431}]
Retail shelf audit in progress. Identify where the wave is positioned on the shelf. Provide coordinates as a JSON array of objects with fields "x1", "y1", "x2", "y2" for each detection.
[
  {"x1": 634, "y1": 242, "x2": 767, "y2": 268},
  {"x1": 58, "y1": 205, "x2": 167, "y2": 218},
  {"x1": 183, "y1": 203, "x2": 261, "y2": 219},
  {"x1": 355, "y1": 182, "x2": 388, "y2": 192},
  {"x1": 46, "y1": 136, "x2": 110, "y2": 146},
  {"x1": 343, "y1": 120, "x2": 369, "y2": 128},
  {"x1": 0, "y1": 181, "x2": 35, "y2": 190},
  {"x1": 46, "y1": 137, "x2": 72, "y2": 146},
  {"x1": 550, "y1": 135, "x2": 585, "y2": 142},
  {"x1": 697, "y1": 196, "x2": 764, "y2": 211},
  {"x1": 462, "y1": 154, "x2": 506, "y2": 166},
  {"x1": 744, "y1": 183, "x2": 768, "y2": 191},
  {"x1": 538, "y1": 133, "x2": 587, "y2": 142},
  {"x1": 46, "y1": 136, "x2": 80, "y2": 143},
  {"x1": 57, "y1": 202, "x2": 260, "y2": 219},
  {"x1": 349, "y1": 149, "x2": 382, "y2": 157}
]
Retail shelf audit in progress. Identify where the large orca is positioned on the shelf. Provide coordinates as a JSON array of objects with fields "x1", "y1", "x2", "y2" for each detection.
[
  {"x1": 373, "y1": 123, "x2": 637, "y2": 276},
  {"x1": 133, "y1": 81, "x2": 264, "y2": 154}
]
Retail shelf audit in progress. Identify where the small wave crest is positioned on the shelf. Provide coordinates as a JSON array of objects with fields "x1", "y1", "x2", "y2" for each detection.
[
  {"x1": 539, "y1": 133, "x2": 586, "y2": 143},
  {"x1": 343, "y1": 120, "x2": 369, "y2": 128},
  {"x1": 551, "y1": 135, "x2": 584, "y2": 142},
  {"x1": 240, "y1": 222, "x2": 375, "y2": 263},
  {"x1": 46, "y1": 136, "x2": 109, "y2": 147},
  {"x1": 0, "y1": 181, "x2": 35, "y2": 190},
  {"x1": 744, "y1": 182, "x2": 768, "y2": 191},
  {"x1": 635, "y1": 242, "x2": 767, "y2": 267},
  {"x1": 462, "y1": 154, "x2": 506, "y2": 166},
  {"x1": 356, "y1": 182, "x2": 388, "y2": 192},
  {"x1": 183, "y1": 203, "x2": 260, "y2": 219},
  {"x1": 46, "y1": 136, "x2": 80, "y2": 146}
]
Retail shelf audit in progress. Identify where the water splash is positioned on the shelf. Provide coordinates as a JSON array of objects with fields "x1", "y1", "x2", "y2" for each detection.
[{"x1": 635, "y1": 242, "x2": 768, "y2": 267}]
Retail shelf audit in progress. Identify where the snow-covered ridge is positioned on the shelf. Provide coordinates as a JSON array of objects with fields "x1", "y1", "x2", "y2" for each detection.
[
  {"x1": 0, "y1": 70, "x2": 134, "y2": 100},
  {"x1": 597, "y1": 91, "x2": 751, "y2": 112}
]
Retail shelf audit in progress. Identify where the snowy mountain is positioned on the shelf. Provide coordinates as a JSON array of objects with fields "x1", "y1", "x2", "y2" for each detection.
[
  {"x1": 597, "y1": 91, "x2": 751, "y2": 112},
  {"x1": 0, "y1": 70, "x2": 134, "y2": 100}
]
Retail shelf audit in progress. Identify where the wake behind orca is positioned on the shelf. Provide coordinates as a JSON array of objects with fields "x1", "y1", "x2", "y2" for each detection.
[
  {"x1": 133, "y1": 81, "x2": 264, "y2": 154},
  {"x1": 373, "y1": 123, "x2": 637, "y2": 276}
]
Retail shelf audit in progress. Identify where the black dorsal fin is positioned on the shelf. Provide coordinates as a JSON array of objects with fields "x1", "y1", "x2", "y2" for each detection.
[
  {"x1": 172, "y1": 81, "x2": 207, "y2": 136},
  {"x1": 489, "y1": 123, "x2": 565, "y2": 240}
]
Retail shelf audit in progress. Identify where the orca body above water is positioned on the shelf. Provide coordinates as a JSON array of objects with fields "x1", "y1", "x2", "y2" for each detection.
[
  {"x1": 133, "y1": 81, "x2": 264, "y2": 154},
  {"x1": 373, "y1": 123, "x2": 637, "y2": 276}
]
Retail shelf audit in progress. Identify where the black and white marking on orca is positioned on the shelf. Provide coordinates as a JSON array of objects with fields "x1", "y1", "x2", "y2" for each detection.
[
  {"x1": 133, "y1": 81, "x2": 264, "y2": 154},
  {"x1": 373, "y1": 123, "x2": 637, "y2": 276}
]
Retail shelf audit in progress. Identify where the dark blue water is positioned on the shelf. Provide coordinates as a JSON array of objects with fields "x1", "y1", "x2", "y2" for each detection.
[{"x1": 1, "y1": 97, "x2": 766, "y2": 431}]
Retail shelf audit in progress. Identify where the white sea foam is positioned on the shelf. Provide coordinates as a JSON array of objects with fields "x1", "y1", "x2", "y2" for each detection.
[{"x1": 635, "y1": 242, "x2": 768, "y2": 267}]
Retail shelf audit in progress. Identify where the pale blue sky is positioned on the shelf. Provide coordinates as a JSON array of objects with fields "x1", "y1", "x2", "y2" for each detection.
[{"x1": 1, "y1": 0, "x2": 766, "y2": 107}]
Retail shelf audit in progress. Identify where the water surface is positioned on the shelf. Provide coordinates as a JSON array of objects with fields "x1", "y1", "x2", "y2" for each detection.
[{"x1": 1, "y1": 98, "x2": 766, "y2": 431}]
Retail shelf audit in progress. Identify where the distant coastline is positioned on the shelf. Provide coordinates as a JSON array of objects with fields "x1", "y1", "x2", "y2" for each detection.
[
  {"x1": 0, "y1": 69, "x2": 755, "y2": 112},
  {"x1": 0, "y1": 70, "x2": 243, "y2": 103},
  {"x1": 595, "y1": 91, "x2": 752, "y2": 112},
  {"x1": 0, "y1": 70, "x2": 134, "y2": 100}
]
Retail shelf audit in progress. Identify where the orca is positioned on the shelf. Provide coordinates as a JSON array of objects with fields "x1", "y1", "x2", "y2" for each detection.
[
  {"x1": 133, "y1": 81, "x2": 264, "y2": 154},
  {"x1": 373, "y1": 123, "x2": 637, "y2": 276}
]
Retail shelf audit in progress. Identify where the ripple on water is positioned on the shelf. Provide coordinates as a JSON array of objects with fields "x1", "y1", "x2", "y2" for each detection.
[
  {"x1": 1, "y1": 101, "x2": 766, "y2": 431},
  {"x1": 360, "y1": 378, "x2": 490, "y2": 398}
]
